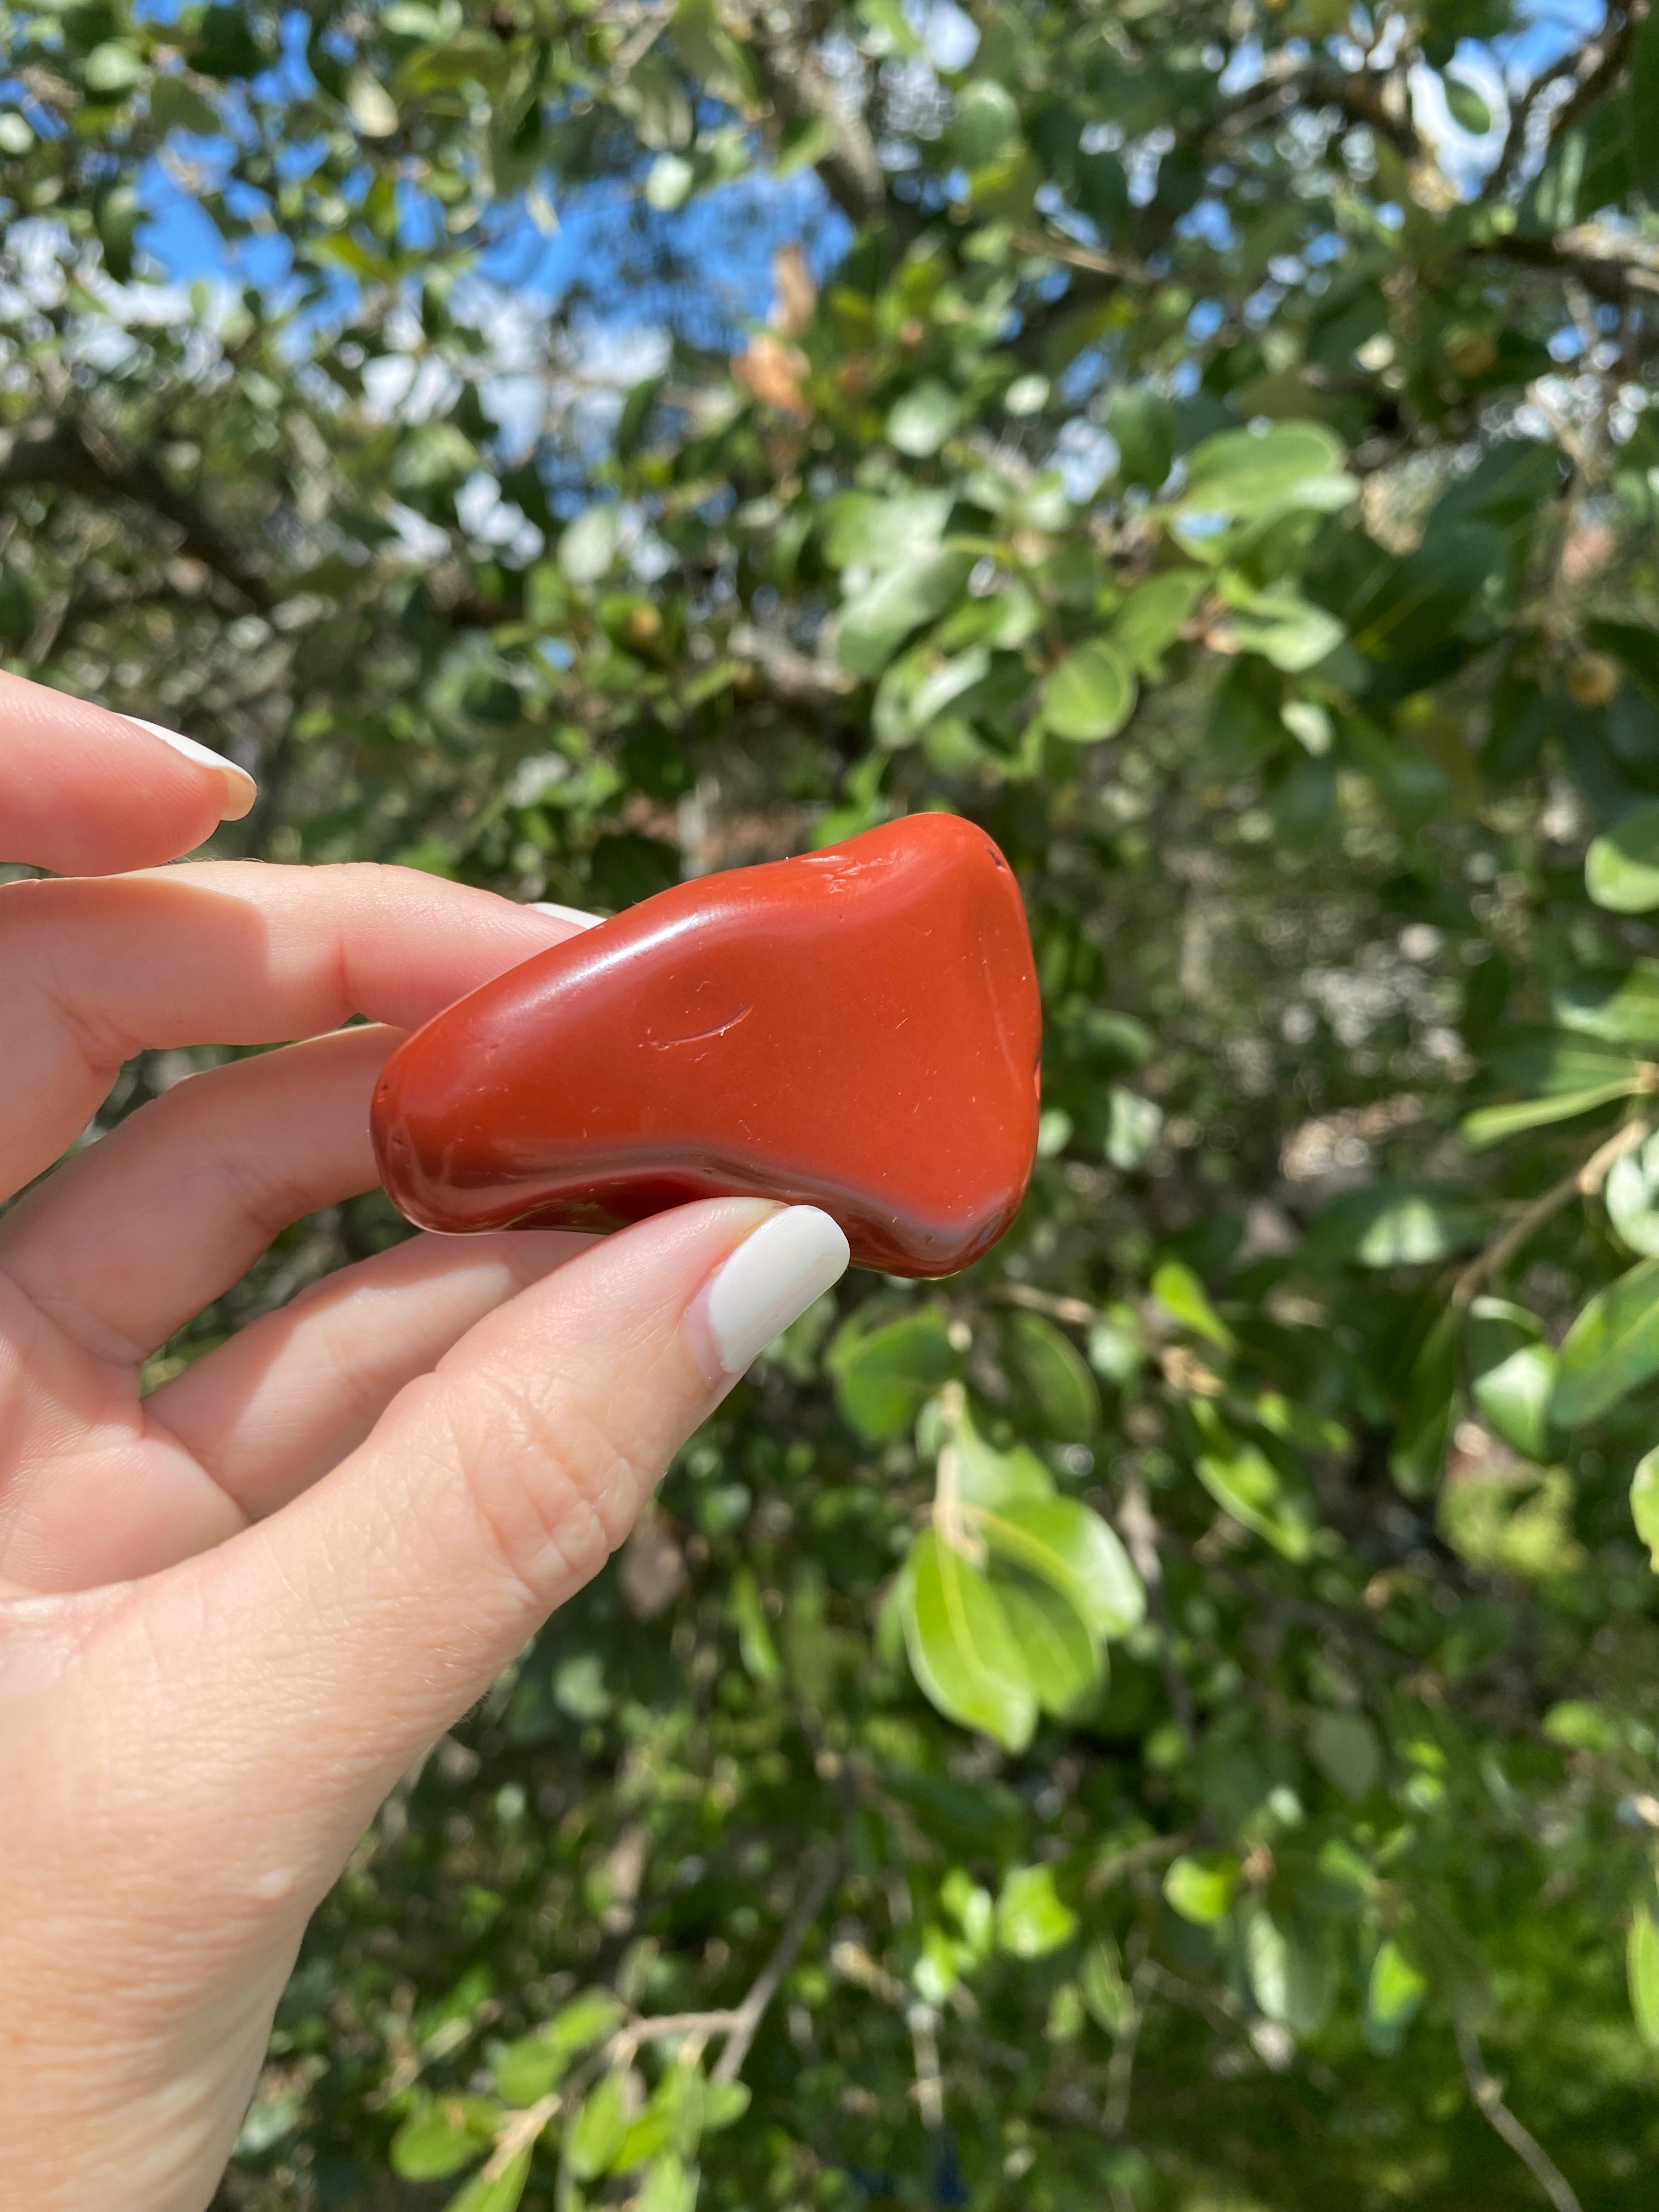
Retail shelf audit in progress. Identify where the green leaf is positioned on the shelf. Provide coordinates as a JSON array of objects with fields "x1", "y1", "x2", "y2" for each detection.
[
  {"x1": 1309, "y1": 1182, "x2": 1487, "y2": 1267},
  {"x1": 1606, "y1": 1132, "x2": 1659, "y2": 1256},
  {"x1": 899, "y1": 1528, "x2": 1037, "y2": 1750},
  {"x1": 1110, "y1": 570, "x2": 1207, "y2": 675},
  {"x1": 636, "y1": 2152, "x2": 698, "y2": 2212},
  {"x1": 946, "y1": 1404, "x2": 1054, "y2": 1509},
  {"x1": 953, "y1": 78, "x2": 1022, "y2": 164},
  {"x1": 730, "y1": 1566, "x2": 782, "y2": 1684},
  {"x1": 492, "y1": 2034, "x2": 566, "y2": 2107},
  {"x1": 391, "y1": 2100, "x2": 495, "y2": 2182},
  {"x1": 84, "y1": 41, "x2": 146, "y2": 94},
  {"x1": 1178, "y1": 422, "x2": 1348, "y2": 518},
  {"x1": 1107, "y1": 388, "x2": 1175, "y2": 491},
  {"x1": 1552, "y1": 962, "x2": 1659, "y2": 1046},
  {"x1": 838, "y1": 550, "x2": 975, "y2": 678},
  {"x1": 645, "y1": 153, "x2": 695, "y2": 209},
  {"x1": 1471, "y1": 1342, "x2": 1555, "y2": 1462},
  {"x1": 702, "y1": 2081, "x2": 751, "y2": 2134},
  {"x1": 821, "y1": 490, "x2": 950, "y2": 569},
  {"x1": 1587, "y1": 799, "x2": 1659, "y2": 912},
  {"x1": 1629, "y1": 1444, "x2": 1659, "y2": 1570},
  {"x1": 992, "y1": 1574, "x2": 1102, "y2": 1715},
  {"x1": 1308, "y1": 1711, "x2": 1383, "y2": 1800},
  {"x1": 1080, "y1": 1937, "x2": 1135, "y2": 2033},
  {"x1": 1105, "y1": 1085, "x2": 1163, "y2": 1168},
  {"x1": 149, "y1": 75, "x2": 222, "y2": 136},
  {"x1": 886, "y1": 379, "x2": 962, "y2": 456},
  {"x1": 442, "y1": 2149, "x2": 532, "y2": 2212},
  {"x1": 1244, "y1": 1909, "x2": 1334, "y2": 2036},
  {"x1": 828, "y1": 1307, "x2": 960, "y2": 1440},
  {"x1": 1163, "y1": 1852, "x2": 1238, "y2": 1925},
  {"x1": 546, "y1": 1989, "x2": 627, "y2": 2060},
  {"x1": 1550, "y1": 1257, "x2": 1659, "y2": 1426},
  {"x1": 1227, "y1": 593, "x2": 1346, "y2": 673},
  {"x1": 1196, "y1": 1436, "x2": 1313, "y2": 1560},
  {"x1": 1461, "y1": 1079, "x2": 1639, "y2": 1149},
  {"x1": 975, "y1": 1496, "x2": 1144, "y2": 1637},
  {"x1": 1364, "y1": 1939, "x2": 1428, "y2": 2056},
  {"x1": 1000, "y1": 1310, "x2": 1102, "y2": 1436},
  {"x1": 1443, "y1": 76, "x2": 1491, "y2": 134},
  {"x1": 347, "y1": 67, "x2": 400, "y2": 138},
  {"x1": 1543, "y1": 1698, "x2": 1618, "y2": 1752},
  {"x1": 1487, "y1": 1028, "x2": 1644, "y2": 1096},
  {"x1": 1041, "y1": 640, "x2": 1136, "y2": 741},
  {"x1": 567, "y1": 2072, "x2": 633, "y2": 2180},
  {"x1": 1150, "y1": 1259, "x2": 1235, "y2": 1350},
  {"x1": 559, "y1": 506, "x2": 620, "y2": 585},
  {"x1": 1631, "y1": 1898, "x2": 1659, "y2": 2049},
  {"x1": 996, "y1": 1863, "x2": 1078, "y2": 1957}
]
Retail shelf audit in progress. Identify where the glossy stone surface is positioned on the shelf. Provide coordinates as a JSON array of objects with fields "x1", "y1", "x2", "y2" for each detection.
[{"x1": 371, "y1": 812, "x2": 1041, "y2": 1276}]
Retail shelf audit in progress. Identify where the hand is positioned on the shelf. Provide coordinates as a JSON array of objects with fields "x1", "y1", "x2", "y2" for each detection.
[{"x1": 0, "y1": 676, "x2": 850, "y2": 2212}]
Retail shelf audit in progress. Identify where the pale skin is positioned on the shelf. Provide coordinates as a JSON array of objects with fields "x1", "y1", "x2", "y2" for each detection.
[{"x1": 0, "y1": 674, "x2": 847, "y2": 2211}]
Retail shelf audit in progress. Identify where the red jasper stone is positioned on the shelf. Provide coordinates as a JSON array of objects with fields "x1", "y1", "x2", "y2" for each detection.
[{"x1": 371, "y1": 812, "x2": 1041, "y2": 1276}]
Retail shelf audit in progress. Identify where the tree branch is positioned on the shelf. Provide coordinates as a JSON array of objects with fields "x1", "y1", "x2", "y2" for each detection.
[
  {"x1": 1469, "y1": 222, "x2": 1659, "y2": 307},
  {"x1": 1452, "y1": 1114, "x2": 1652, "y2": 1309},
  {"x1": 710, "y1": 1846, "x2": 842, "y2": 2083},
  {"x1": 0, "y1": 416, "x2": 272, "y2": 610},
  {"x1": 1115, "y1": 1469, "x2": 1199, "y2": 1746},
  {"x1": 742, "y1": 5, "x2": 884, "y2": 224},
  {"x1": 1455, "y1": 2019, "x2": 1584, "y2": 2212}
]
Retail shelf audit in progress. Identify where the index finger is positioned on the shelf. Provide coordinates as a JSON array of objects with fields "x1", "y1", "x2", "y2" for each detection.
[
  {"x1": 0, "y1": 862, "x2": 596, "y2": 1200},
  {"x1": 0, "y1": 670, "x2": 255, "y2": 874}
]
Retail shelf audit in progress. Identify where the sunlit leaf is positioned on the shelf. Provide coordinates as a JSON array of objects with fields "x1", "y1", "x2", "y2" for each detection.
[
  {"x1": 1163, "y1": 1853, "x2": 1238, "y2": 1925},
  {"x1": 1041, "y1": 640, "x2": 1136, "y2": 741},
  {"x1": 1364, "y1": 1939, "x2": 1427, "y2": 2055},
  {"x1": 899, "y1": 1529, "x2": 1037, "y2": 1750},
  {"x1": 1244, "y1": 1909, "x2": 1333, "y2": 2036},
  {"x1": 1606, "y1": 1131, "x2": 1659, "y2": 1255},
  {"x1": 1630, "y1": 1445, "x2": 1659, "y2": 1570},
  {"x1": 975, "y1": 1495, "x2": 1144, "y2": 1638},
  {"x1": 1631, "y1": 1893, "x2": 1659, "y2": 2047},
  {"x1": 996, "y1": 1863, "x2": 1078, "y2": 1957},
  {"x1": 568, "y1": 2071, "x2": 634, "y2": 2180},
  {"x1": 442, "y1": 2149, "x2": 532, "y2": 2212},
  {"x1": 1462, "y1": 1080, "x2": 1640, "y2": 1149},
  {"x1": 391, "y1": 2100, "x2": 495, "y2": 2182},
  {"x1": 1470, "y1": 1342, "x2": 1555, "y2": 1462},
  {"x1": 1587, "y1": 799, "x2": 1659, "y2": 912},
  {"x1": 828, "y1": 1307, "x2": 960, "y2": 1440},
  {"x1": 1551, "y1": 1257, "x2": 1659, "y2": 1425},
  {"x1": 1150, "y1": 1259, "x2": 1235, "y2": 1350}
]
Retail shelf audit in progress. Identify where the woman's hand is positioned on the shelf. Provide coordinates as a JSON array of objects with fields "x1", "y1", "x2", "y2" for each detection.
[{"x1": 0, "y1": 675, "x2": 849, "y2": 2212}]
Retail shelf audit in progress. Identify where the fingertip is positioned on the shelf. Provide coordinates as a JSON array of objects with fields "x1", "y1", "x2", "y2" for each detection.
[{"x1": 123, "y1": 718, "x2": 258, "y2": 823}]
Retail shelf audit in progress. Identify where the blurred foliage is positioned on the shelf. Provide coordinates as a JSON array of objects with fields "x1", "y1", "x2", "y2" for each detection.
[{"x1": 5, "y1": 0, "x2": 1659, "y2": 2206}]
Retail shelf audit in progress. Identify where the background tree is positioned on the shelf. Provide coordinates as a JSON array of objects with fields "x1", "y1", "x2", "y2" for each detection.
[{"x1": 4, "y1": 2, "x2": 1659, "y2": 2206}]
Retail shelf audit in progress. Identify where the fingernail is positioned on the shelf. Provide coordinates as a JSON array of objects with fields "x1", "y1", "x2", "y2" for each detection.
[
  {"x1": 125, "y1": 715, "x2": 258, "y2": 821},
  {"x1": 697, "y1": 1206, "x2": 850, "y2": 1379},
  {"x1": 529, "y1": 901, "x2": 606, "y2": 930}
]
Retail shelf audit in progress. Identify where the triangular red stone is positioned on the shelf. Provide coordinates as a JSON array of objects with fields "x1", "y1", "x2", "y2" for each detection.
[{"x1": 372, "y1": 812, "x2": 1041, "y2": 1276}]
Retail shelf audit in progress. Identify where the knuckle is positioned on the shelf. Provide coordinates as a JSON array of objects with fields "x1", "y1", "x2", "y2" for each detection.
[{"x1": 445, "y1": 1369, "x2": 653, "y2": 1607}]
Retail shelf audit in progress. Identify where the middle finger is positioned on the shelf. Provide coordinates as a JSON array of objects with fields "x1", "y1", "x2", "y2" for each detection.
[{"x1": 0, "y1": 1025, "x2": 399, "y2": 1365}]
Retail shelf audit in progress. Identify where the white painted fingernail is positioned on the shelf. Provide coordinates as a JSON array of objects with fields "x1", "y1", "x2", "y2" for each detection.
[
  {"x1": 125, "y1": 715, "x2": 257, "y2": 820},
  {"x1": 529, "y1": 901, "x2": 606, "y2": 929},
  {"x1": 698, "y1": 1206, "x2": 850, "y2": 1379}
]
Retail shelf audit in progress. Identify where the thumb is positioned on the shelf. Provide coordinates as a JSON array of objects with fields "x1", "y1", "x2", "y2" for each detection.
[{"x1": 114, "y1": 1198, "x2": 849, "y2": 1889}]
